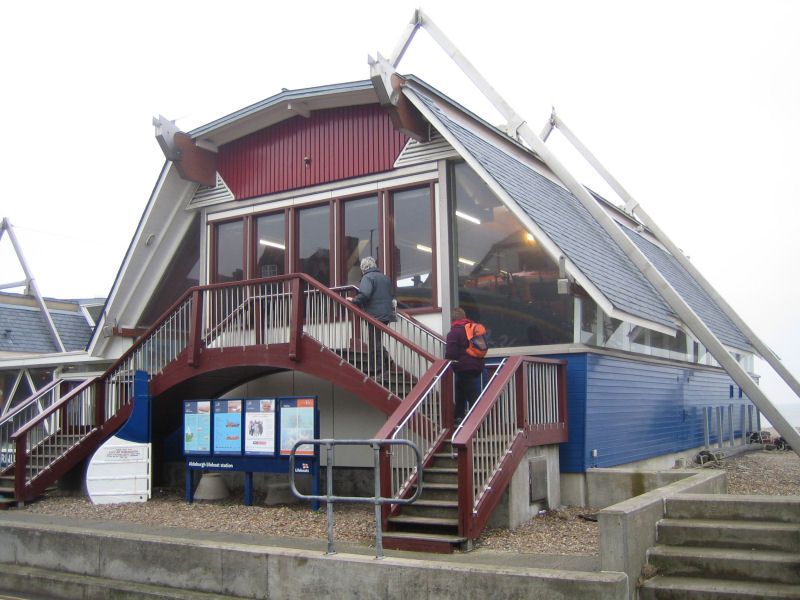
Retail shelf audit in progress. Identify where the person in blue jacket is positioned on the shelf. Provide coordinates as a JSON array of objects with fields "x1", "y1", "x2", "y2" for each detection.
[{"x1": 349, "y1": 257, "x2": 395, "y2": 374}]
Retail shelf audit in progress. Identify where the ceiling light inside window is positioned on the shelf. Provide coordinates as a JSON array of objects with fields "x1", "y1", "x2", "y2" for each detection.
[
  {"x1": 260, "y1": 239, "x2": 286, "y2": 250},
  {"x1": 455, "y1": 210, "x2": 481, "y2": 225}
]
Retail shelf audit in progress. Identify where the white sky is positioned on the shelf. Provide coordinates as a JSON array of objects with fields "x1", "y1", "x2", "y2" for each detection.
[{"x1": 1, "y1": 1, "x2": 798, "y2": 411}]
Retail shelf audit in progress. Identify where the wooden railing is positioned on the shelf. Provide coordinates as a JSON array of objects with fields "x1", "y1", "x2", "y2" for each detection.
[
  {"x1": 7, "y1": 273, "x2": 442, "y2": 502},
  {"x1": 0, "y1": 380, "x2": 64, "y2": 470},
  {"x1": 452, "y1": 356, "x2": 567, "y2": 539},
  {"x1": 11, "y1": 377, "x2": 101, "y2": 499},
  {"x1": 375, "y1": 359, "x2": 453, "y2": 507}
]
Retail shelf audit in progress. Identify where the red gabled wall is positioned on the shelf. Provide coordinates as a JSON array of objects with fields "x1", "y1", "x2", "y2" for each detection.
[{"x1": 218, "y1": 104, "x2": 409, "y2": 201}]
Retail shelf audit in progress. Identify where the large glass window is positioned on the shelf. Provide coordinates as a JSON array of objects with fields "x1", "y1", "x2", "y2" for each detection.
[
  {"x1": 214, "y1": 220, "x2": 245, "y2": 283},
  {"x1": 450, "y1": 162, "x2": 572, "y2": 347},
  {"x1": 342, "y1": 196, "x2": 379, "y2": 285},
  {"x1": 255, "y1": 212, "x2": 286, "y2": 278},
  {"x1": 298, "y1": 204, "x2": 330, "y2": 286},
  {"x1": 138, "y1": 215, "x2": 201, "y2": 327},
  {"x1": 392, "y1": 187, "x2": 434, "y2": 308}
]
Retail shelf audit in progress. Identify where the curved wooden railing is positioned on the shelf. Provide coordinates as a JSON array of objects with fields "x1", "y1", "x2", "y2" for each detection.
[
  {"x1": 7, "y1": 273, "x2": 442, "y2": 502},
  {"x1": 452, "y1": 355, "x2": 567, "y2": 539}
]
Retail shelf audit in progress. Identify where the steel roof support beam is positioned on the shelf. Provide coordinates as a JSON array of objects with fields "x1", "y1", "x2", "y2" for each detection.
[
  {"x1": 0, "y1": 218, "x2": 65, "y2": 352},
  {"x1": 375, "y1": 9, "x2": 800, "y2": 453}
]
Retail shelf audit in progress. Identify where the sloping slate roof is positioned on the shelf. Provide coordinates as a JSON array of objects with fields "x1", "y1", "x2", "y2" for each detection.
[
  {"x1": 626, "y1": 230, "x2": 752, "y2": 351},
  {"x1": 0, "y1": 305, "x2": 92, "y2": 353},
  {"x1": 413, "y1": 91, "x2": 677, "y2": 329}
]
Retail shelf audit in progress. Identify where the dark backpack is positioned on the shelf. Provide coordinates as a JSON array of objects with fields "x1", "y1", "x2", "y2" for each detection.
[{"x1": 464, "y1": 321, "x2": 489, "y2": 358}]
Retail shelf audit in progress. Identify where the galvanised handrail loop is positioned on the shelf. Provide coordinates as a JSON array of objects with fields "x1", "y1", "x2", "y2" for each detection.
[{"x1": 289, "y1": 438, "x2": 422, "y2": 559}]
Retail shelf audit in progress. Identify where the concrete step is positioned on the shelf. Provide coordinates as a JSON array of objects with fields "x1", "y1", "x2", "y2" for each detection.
[
  {"x1": 666, "y1": 494, "x2": 800, "y2": 524},
  {"x1": 639, "y1": 575, "x2": 800, "y2": 599},
  {"x1": 648, "y1": 545, "x2": 800, "y2": 585},
  {"x1": 0, "y1": 563, "x2": 245, "y2": 599},
  {"x1": 401, "y1": 498, "x2": 458, "y2": 519},
  {"x1": 658, "y1": 518, "x2": 800, "y2": 553}
]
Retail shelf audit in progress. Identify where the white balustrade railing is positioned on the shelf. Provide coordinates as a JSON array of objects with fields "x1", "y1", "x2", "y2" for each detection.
[
  {"x1": 462, "y1": 358, "x2": 563, "y2": 512},
  {"x1": 391, "y1": 312, "x2": 445, "y2": 359},
  {"x1": 0, "y1": 381, "x2": 62, "y2": 468},
  {"x1": 388, "y1": 366, "x2": 450, "y2": 499},
  {"x1": 18, "y1": 381, "x2": 96, "y2": 483},
  {"x1": 527, "y1": 360, "x2": 560, "y2": 426},
  {"x1": 469, "y1": 372, "x2": 520, "y2": 509}
]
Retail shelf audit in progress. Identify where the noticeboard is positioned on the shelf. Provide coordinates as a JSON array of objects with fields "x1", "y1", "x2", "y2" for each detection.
[{"x1": 183, "y1": 396, "x2": 318, "y2": 464}]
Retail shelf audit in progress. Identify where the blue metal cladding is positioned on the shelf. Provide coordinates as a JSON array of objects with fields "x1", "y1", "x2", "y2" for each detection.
[{"x1": 556, "y1": 353, "x2": 755, "y2": 472}]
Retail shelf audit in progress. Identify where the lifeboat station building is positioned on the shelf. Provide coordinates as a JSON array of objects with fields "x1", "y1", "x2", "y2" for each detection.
[{"x1": 2, "y1": 34, "x2": 795, "y2": 554}]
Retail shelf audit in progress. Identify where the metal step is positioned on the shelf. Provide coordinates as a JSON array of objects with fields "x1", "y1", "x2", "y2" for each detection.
[
  {"x1": 657, "y1": 518, "x2": 800, "y2": 553},
  {"x1": 388, "y1": 515, "x2": 459, "y2": 529},
  {"x1": 648, "y1": 545, "x2": 800, "y2": 586},
  {"x1": 415, "y1": 482, "x2": 458, "y2": 501},
  {"x1": 639, "y1": 575, "x2": 800, "y2": 600}
]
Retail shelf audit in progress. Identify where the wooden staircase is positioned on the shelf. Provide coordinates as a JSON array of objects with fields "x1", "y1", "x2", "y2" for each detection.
[{"x1": 384, "y1": 440, "x2": 466, "y2": 553}]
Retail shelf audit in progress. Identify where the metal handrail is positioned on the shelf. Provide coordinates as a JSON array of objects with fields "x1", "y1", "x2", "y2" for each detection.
[{"x1": 289, "y1": 438, "x2": 422, "y2": 559}]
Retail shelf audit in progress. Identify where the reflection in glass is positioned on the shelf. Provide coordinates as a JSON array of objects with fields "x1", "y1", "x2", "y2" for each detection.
[
  {"x1": 256, "y1": 212, "x2": 286, "y2": 278},
  {"x1": 139, "y1": 215, "x2": 201, "y2": 327},
  {"x1": 343, "y1": 197, "x2": 378, "y2": 285},
  {"x1": 393, "y1": 187, "x2": 433, "y2": 307},
  {"x1": 451, "y1": 162, "x2": 572, "y2": 348},
  {"x1": 214, "y1": 220, "x2": 244, "y2": 283},
  {"x1": 298, "y1": 205, "x2": 330, "y2": 286}
]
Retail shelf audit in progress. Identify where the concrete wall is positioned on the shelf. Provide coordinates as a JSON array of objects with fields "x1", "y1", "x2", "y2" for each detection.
[
  {"x1": 597, "y1": 469, "x2": 726, "y2": 599},
  {"x1": 0, "y1": 513, "x2": 628, "y2": 600},
  {"x1": 489, "y1": 445, "x2": 561, "y2": 529}
]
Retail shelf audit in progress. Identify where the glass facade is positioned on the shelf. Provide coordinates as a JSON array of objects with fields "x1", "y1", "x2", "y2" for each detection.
[
  {"x1": 139, "y1": 215, "x2": 201, "y2": 328},
  {"x1": 450, "y1": 162, "x2": 573, "y2": 347},
  {"x1": 214, "y1": 220, "x2": 245, "y2": 283},
  {"x1": 298, "y1": 205, "x2": 331, "y2": 286},
  {"x1": 255, "y1": 212, "x2": 286, "y2": 278},
  {"x1": 343, "y1": 196, "x2": 379, "y2": 285},
  {"x1": 392, "y1": 187, "x2": 434, "y2": 308}
]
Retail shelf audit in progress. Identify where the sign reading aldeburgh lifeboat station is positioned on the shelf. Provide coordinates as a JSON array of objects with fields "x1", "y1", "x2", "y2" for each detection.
[{"x1": 182, "y1": 396, "x2": 320, "y2": 505}]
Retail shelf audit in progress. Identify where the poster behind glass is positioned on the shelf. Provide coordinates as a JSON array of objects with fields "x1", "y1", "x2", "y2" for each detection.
[
  {"x1": 184, "y1": 401, "x2": 211, "y2": 454},
  {"x1": 279, "y1": 398, "x2": 315, "y2": 456},
  {"x1": 213, "y1": 399, "x2": 243, "y2": 455},
  {"x1": 244, "y1": 398, "x2": 276, "y2": 455}
]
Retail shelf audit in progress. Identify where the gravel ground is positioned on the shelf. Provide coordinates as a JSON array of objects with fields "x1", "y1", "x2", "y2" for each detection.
[{"x1": 17, "y1": 448, "x2": 800, "y2": 557}]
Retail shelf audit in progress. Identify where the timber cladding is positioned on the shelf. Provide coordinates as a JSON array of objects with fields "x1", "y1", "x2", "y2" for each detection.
[{"x1": 218, "y1": 104, "x2": 408, "y2": 200}]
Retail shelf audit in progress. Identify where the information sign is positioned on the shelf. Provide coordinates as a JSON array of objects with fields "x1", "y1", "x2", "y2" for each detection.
[
  {"x1": 244, "y1": 398, "x2": 276, "y2": 455},
  {"x1": 213, "y1": 400, "x2": 243, "y2": 454},
  {"x1": 184, "y1": 401, "x2": 211, "y2": 454},
  {"x1": 279, "y1": 397, "x2": 315, "y2": 456}
]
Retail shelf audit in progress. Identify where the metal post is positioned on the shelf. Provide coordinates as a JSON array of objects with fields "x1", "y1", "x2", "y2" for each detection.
[
  {"x1": 728, "y1": 404, "x2": 735, "y2": 448},
  {"x1": 740, "y1": 404, "x2": 746, "y2": 446},
  {"x1": 325, "y1": 442, "x2": 335, "y2": 555},
  {"x1": 756, "y1": 409, "x2": 762, "y2": 434},
  {"x1": 716, "y1": 407, "x2": 724, "y2": 449},
  {"x1": 703, "y1": 407, "x2": 710, "y2": 449},
  {"x1": 372, "y1": 442, "x2": 384, "y2": 559}
]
